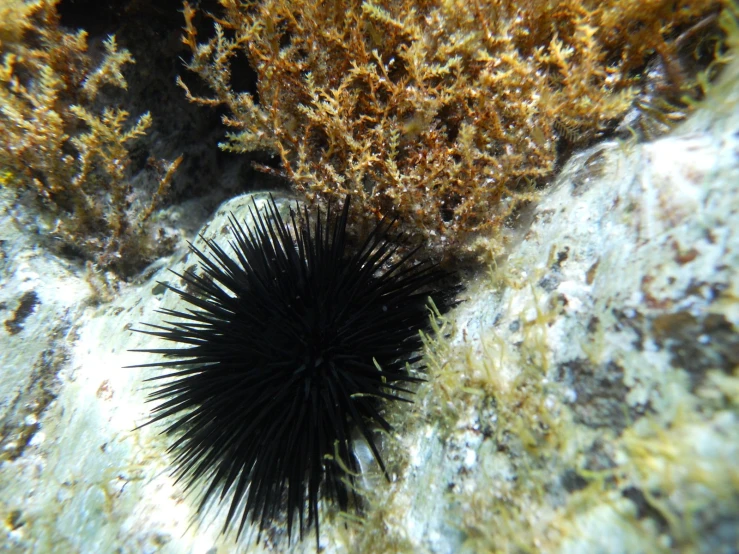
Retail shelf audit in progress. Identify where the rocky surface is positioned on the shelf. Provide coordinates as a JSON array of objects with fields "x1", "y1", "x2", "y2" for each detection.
[
  {"x1": 363, "y1": 60, "x2": 739, "y2": 553},
  {"x1": 0, "y1": 63, "x2": 737, "y2": 554}
]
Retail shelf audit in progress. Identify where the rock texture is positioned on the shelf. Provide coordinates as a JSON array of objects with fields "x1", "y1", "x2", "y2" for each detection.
[
  {"x1": 357, "y1": 60, "x2": 739, "y2": 553},
  {"x1": 0, "y1": 64, "x2": 737, "y2": 554}
]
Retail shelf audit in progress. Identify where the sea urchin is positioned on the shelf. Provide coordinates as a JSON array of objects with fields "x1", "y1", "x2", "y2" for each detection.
[{"x1": 132, "y1": 195, "x2": 455, "y2": 547}]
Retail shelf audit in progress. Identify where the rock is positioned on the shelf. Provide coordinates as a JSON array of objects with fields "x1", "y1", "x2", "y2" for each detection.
[
  {"x1": 358, "y1": 59, "x2": 739, "y2": 553},
  {"x1": 0, "y1": 61, "x2": 737, "y2": 554}
]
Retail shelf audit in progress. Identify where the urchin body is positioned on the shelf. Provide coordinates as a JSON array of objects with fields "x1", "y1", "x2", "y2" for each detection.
[{"x1": 133, "y1": 195, "x2": 453, "y2": 545}]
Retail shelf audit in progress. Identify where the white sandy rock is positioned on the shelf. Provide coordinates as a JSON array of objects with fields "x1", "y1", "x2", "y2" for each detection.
[{"x1": 0, "y1": 61, "x2": 737, "y2": 554}]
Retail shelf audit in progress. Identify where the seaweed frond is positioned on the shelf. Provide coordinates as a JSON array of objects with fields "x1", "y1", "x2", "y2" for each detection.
[
  {"x1": 179, "y1": 0, "x2": 729, "y2": 258},
  {"x1": 0, "y1": 0, "x2": 180, "y2": 276}
]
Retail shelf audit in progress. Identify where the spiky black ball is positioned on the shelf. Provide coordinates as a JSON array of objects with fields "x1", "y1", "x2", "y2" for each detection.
[{"x1": 133, "y1": 195, "x2": 454, "y2": 546}]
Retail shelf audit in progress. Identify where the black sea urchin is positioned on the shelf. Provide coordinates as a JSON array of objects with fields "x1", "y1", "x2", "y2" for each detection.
[{"x1": 132, "y1": 195, "x2": 455, "y2": 547}]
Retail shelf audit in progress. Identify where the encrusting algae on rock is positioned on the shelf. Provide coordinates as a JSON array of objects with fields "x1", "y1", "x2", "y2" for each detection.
[{"x1": 179, "y1": 0, "x2": 730, "y2": 259}]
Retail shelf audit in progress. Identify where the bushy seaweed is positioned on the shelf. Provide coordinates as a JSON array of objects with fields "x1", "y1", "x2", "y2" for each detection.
[
  {"x1": 179, "y1": 0, "x2": 729, "y2": 259},
  {"x1": 0, "y1": 0, "x2": 181, "y2": 275}
]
